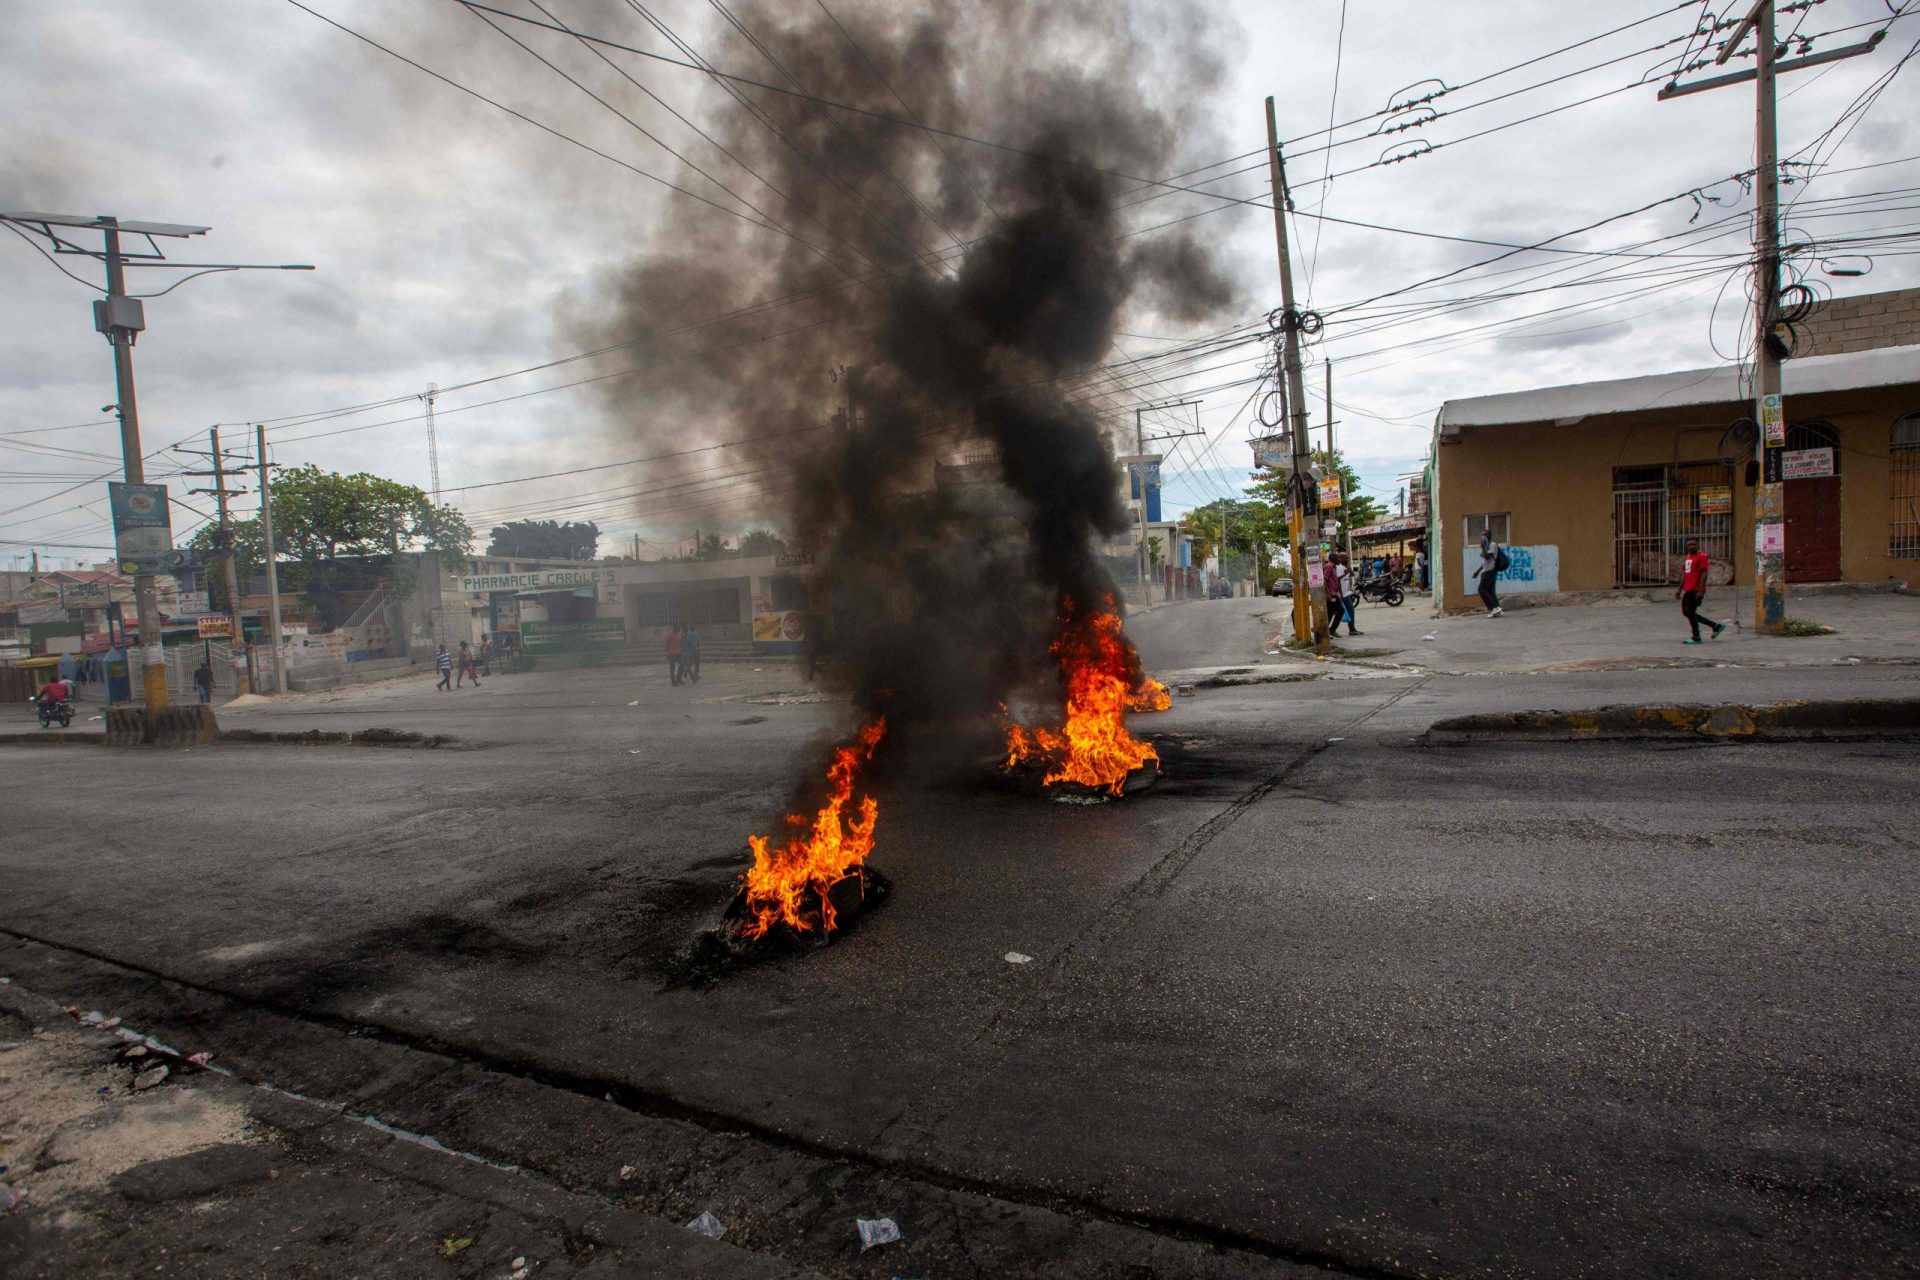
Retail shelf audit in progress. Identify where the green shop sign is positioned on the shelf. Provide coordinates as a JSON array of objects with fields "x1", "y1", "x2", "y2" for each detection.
[{"x1": 521, "y1": 618, "x2": 628, "y2": 653}]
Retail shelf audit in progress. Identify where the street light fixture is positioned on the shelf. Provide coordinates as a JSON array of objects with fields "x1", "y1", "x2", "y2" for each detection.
[{"x1": 1, "y1": 211, "x2": 313, "y2": 716}]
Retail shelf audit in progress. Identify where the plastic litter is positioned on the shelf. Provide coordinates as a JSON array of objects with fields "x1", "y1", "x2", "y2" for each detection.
[
  {"x1": 187, "y1": 1051, "x2": 212, "y2": 1067},
  {"x1": 1327, "y1": 737, "x2": 1345, "y2": 743},
  {"x1": 857, "y1": 1217, "x2": 901, "y2": 1252},
  {"x1": 628, "y1": 749, "x2": 644, "y2": 754},
  {"x1": 686, "y1": 1210, "x2": 727, "y2": 1240},
  {"x1": 1004, "y1": 952, "x2": 1033, "y2": 964},
  {"x1": 627, "y1": 700, "x2": 639, "y2": 706},
  {"x1": 618, "y1": 1164, "x2": 636, "y2": 1180},
  {"x1": 79, "y1": 1010, "x2": 106, "y2": 1025},
  {"x1": 132, "y1": 1064, "x2": 169, "y2": 1091},
  {"x1": 1422, "y1": 634, "x2": 1436, "y2": 642},
  {"x1": 0, "y1": 1185, "x2": 26, "y2": 1214}
]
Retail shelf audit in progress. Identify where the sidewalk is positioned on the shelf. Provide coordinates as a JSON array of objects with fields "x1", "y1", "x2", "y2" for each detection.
[{"x1": 1283, "y1": 588, "x2": 1920, "y2": 676}]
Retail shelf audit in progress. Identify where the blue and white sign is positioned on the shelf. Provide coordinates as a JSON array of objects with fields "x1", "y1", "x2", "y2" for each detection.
[{"x1": 1461, "y1": 543, "x2": 1559, "y2": 594}]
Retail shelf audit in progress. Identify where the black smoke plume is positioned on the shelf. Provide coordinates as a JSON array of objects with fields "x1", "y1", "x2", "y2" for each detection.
[{"x1": 572, "y1": 0, "x2": 1239, "y2": 736}]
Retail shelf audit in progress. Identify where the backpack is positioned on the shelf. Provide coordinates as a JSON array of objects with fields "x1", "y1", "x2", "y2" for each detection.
[{"x1": 1493, "y1": 545, "x2": 1512, "y2": 572}]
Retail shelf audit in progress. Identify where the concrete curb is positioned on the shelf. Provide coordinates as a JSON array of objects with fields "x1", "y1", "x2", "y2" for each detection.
[
  {"x1": 1426, "y1": 698, "x2": 1920, "y2": 743},
  {"x1": 0, "y1": 727, "x2": 461, "y2": 749}
]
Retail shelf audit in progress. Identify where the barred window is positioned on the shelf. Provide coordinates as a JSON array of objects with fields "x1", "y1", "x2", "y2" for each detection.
[
  {"x1": 768, "y1": 575, "x2": 809, "y2": 611},
  {"x1": 1464, "y1": 512, "x2": 1510, "y2": 545},
  {"x1": 1893, "y1": 413, "x2": 1920, "y2": 559}
]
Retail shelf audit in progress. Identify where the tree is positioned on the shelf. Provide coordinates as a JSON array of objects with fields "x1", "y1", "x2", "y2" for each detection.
[
  {"x1": 186, "y1": 465, "x2": 470, "y2": 623},
  {"x1": 737, "y1": 529, "x2": 789, "y2": 558},
  {"x1": 1309, "y1": 447, "x2": 1387, "y2": 531},
  {"x1": 487, "y1": 519, "x2": 601, "y2": 561}
]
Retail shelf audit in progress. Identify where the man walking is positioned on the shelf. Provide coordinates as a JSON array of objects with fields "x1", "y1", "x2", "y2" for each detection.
[
  {"x1": 193, "y1": 660, "x2": 215, "y2": 704},
  {"x1": 665, "y1": 624, "x2": 683, "y2": 686},
  {"x1": 478, "y1": 633, "x2": 494, "y2": 677},
  {"x1": 435, "y1": 643, "x2": 453, "y2": 691},
  {"x1": 683, "y1": 623, "x2": 701, "y2": 684},
  {"x1": 1677, "y1": 537, "x2": 1729, "y2": 644},
  {"x1": 1474, "y1": 531, "x2": 1504, "y2": 617},
  {"x1": 457, "y1": 640, "x2": 481, "y2": 687}
]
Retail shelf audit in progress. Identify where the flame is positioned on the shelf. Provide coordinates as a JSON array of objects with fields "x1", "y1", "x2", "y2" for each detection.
[
  {"x1": 741, "y1": 717, "x2": 887, "y2": 939},
  {"x1": 1004, "y1": 598, "x2": 1159, "y2": 794},
  {"x1": 1128, "y1": 678, "x2": 1172, "y2": 712}
]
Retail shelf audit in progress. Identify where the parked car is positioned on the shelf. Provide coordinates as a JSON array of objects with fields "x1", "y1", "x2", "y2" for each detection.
[
  {"x1": 1207, "y1": 580, "x2": 1232, "y2": 599},
  {"x1": 1267, "y1": 577, "x2": 1295, "y2": 597}
]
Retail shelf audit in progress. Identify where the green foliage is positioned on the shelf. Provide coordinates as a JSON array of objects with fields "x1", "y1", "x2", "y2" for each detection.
[
  {"x1": 1779, "y1": 617, "x2": 1835, "y2": 637},
  {"x1": 486, "y1": 519, "x2": 600, "y2": 560},
  {"x1": 737, "y1": 529, "x2": 789, "y2": 558},
  {"x1": 1180, "y1": 445, "x2": 1386, "y2": 585}
]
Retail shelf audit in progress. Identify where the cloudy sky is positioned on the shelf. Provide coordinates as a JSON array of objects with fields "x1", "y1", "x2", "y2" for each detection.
[{"x1": 4, "y1": 0, "x2": 1917, "y2": 568}]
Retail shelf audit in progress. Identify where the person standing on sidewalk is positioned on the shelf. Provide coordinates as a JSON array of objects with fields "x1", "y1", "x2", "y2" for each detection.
[
  {"x1": 1474, "y1": 531, "x2": 1505, "y2": 617},
  {"x1": 435, "y1": 644, "x2": 453, "y2": 691},
  {"x1": 457, "y1": 640, "x2": 481, "y2": 687},
  {"x1": 665, "y1": 624, "x2": 684, "y2": 686},
  {"x1": 193, "y1": 660, "x2": 215, "y2": 704},
  {"x1": 1324, "y1": 554, "x2": 1350, "y2": 637},
  {"x1": 1677, "y1": 538, "x2": 1729, "y2": 644},
  {"x1": 683, "y1": 623, "x2": 702, "y2": 684}
]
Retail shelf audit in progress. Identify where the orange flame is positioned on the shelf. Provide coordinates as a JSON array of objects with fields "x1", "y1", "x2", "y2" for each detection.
[
  {"x1": 741, "y1": 717, "x2": 887, "y2": 938},
  {"x1": 1004, "y1": 599, "x2": 1159, "y2": 794},
  {"x1": 1127, "y1": 678, "x2": 1172, "y2": 712}
]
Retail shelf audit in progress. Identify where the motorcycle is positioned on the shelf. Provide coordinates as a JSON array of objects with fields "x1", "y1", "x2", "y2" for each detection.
[
  {"x1": 1356, "y1": 573, "x2": 1405, "y2": 607},
  {"x1": 37, "y1": 698, "x2": 74, "y2": 729}
]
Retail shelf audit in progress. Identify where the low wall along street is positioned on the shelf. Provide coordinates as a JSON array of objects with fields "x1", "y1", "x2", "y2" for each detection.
[
  {"x1": 1459, "y1": 544, "x2": 1561, "y2": 595},
  {"x1": 521, "y1": 618, "x2": 628, "y2": 654}
]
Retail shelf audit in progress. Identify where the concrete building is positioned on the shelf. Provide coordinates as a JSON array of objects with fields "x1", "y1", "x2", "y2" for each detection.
[{"x1": 1430, "y1": 340, "x2": 1920, "y2": 612}]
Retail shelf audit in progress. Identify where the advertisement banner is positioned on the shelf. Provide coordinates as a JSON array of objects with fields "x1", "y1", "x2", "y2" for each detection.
[
  {"x1": 1698, "y1": 486, "x2": 1733, "y2": 516},
  {"x1": 1251, "y1": 435, "x2": 1292, "y2": 469},
  {"x1": 1318, "y1": 476, "x2": 1343, "y2": 510},
  {"x1": 1760, "y1": 393, "x2": 1784, "y2": 445},
  {"x1": 521, "y1": 617, "x2": 627, "y2": 653},
  {"x1": 108, "y1": 482, "x2": 174, "y2": 573},
  {"x1": 752, "y1": 610, "x2": 807, "y2": 643},
  {"x1": 196, "y1": 616, "x2": 234, "y2": 638},
  {"x1": 1757, "y1": 521, "x2": 1785, "y2": 556},
  {"x1": 18, "y1": 602, "x2": 67, "y2": 625}
]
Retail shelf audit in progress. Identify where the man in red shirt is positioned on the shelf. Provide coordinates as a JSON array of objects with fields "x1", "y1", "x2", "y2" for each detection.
[{"x1": 1676, "y1": 538, "x2": 1728, "y2": 644}]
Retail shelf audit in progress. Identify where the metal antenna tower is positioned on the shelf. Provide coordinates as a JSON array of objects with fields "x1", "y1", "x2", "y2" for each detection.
[{"x1": 421, "y1": 383, "x2": 442, "y2": 503}]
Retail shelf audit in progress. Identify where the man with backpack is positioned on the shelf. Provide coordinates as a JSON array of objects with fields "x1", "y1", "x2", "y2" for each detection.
[{"x1": 1474, "y1": 531, "x2": 1507, "y2": 617}]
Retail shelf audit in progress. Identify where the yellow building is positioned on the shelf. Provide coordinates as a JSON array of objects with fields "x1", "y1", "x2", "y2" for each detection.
[{"x1": 1431, "y1": 342, "x2": 1920, "y2": 612}]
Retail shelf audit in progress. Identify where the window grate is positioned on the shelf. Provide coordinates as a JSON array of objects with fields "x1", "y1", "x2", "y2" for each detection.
[
  {"x1": 1893, "y1": 413, "x2": 1920, "y2": 559},
  {"x1": 1612, "y1": 462, "x2": 1735, "y2": 587}
]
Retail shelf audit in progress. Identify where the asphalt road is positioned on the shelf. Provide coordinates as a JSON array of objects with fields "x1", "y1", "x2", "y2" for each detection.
[{"x1": 1, "y1": 600, "x2": 1915, "y2": 1278}]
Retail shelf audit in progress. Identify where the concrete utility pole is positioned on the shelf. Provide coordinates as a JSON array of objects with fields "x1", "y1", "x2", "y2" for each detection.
[
  {"x1": 1264, "y1": 98, "x2": 1325, "y2": 648},
  {"x1": 98, "y1": 219, "x2": 172, "y2": 712},
  {"x1": 0, "y1": 210, "x2": 312, "y2": 708},
  {"x1": 1660, "y1": 0, "x2": 1887, "y2": 633},
  {"x1": 1325, "y1": 359, "x2": 1352, "y2": 566},
  {"x1": 257, "y1": 424, "x2": 288, "y2": 694}
]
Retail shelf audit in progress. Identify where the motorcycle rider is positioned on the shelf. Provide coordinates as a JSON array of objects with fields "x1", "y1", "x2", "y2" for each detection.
[{"x1": 36, "y1": 675, "x2": 74, "y2": 723}]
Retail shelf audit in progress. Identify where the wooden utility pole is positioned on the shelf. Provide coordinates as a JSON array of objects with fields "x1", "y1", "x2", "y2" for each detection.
[
  {"x1": 1660, "y1": 0, "x2": 1886, "y2": 633},
  {"x1": 1264, "y1": 98, "x2": 1326, "y2": 647},
  {"x1": 184, "y1": 426, "x2": 251, "y2": 693},
  {"x1": 257, "y1": 424, "x2": 287, "y2": 694}
]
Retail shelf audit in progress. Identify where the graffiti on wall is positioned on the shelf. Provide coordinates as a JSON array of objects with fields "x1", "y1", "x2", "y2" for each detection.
[{"x1": 1460, "y1": 544, "x2": 1560, "y2": 594}]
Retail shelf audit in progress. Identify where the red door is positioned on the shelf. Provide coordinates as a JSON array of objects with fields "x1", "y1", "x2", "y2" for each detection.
[{"x1": 1783, "y1": 422, "x2": 1842, "y2": 582}]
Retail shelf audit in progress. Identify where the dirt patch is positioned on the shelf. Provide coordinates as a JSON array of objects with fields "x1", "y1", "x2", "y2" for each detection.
[{"x1": 0, "y1": 1029, "x2": 254, "y2": 1213}]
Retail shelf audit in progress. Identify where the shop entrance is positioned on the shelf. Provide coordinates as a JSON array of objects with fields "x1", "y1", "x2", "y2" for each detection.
[{"x1": 1784, "y1": 421, "x2": 1842, "y2": 582}]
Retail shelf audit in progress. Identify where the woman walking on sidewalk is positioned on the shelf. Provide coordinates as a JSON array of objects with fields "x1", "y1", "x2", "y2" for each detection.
[{"x1": 1677, "y1": 538, "x2": 1729, "y2": 644}]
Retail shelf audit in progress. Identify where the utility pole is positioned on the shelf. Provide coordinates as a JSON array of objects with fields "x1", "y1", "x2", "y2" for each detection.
[
  {"x1": 183, "y1": 426, "x2": 251, "y2": 693},
  {"x1": 1132, "y1": 402, "x2": 1202, "y2": 604},
  {"x1": 98, "y1": 218, "x2": 172, "y2": 712},
  {"x1": 1659, "y1": 0, "x2": 1886, "y2": 634},
  {"x1": 1264, "y1": 98, "x2": 1325, "y2": 648},
  {"x1": 257, "y1": 424, "x2": 287, "y2": 694},
  {"x1": 421, "y1": 384, "x2": 443, "y2": 505},
  {"x1": 0, "y1": 210, "x2": 312, "y2": 708},
  {"x1": 1325, "y1": 359, "x2": 1353, "y2": 566}
]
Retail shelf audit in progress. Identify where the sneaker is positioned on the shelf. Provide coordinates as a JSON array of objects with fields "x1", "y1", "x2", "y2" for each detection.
[
  {"x1": 1711, "y1": 623, "x2": 1727, "y2": 640},
  {"x1": 1348, "y1": 629, "x2": 1364, "y2": 636},
  {"x1": 1683, "y1": 638, "x2": 1703, "y2": 645},
  {"x1": 1488, "y1": 607, "x2": 1504, "y2": 617}
]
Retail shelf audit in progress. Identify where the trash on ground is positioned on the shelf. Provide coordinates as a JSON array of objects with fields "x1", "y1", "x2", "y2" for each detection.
[
  {"x1": 0, "y1": 1185, "x2": 27, "y2": 1213},
  {"x1": 131, "y1": 1064, "x2": 169, "y2": 1091},
  {"x1": 627, "y1": 700, "x2": 639, "y2": 706},
  {"x1": 618, "y1": 1164, "x2": 636, "y2": 1180},
  {"x1": 1327, "y1": 736, "x2": 1345, "y2": 743},
  {"x1": 79, "y1": 1010, "x2": 106, "y2": 1025},
  {"x1": 1176, "y1": 684, "x2": 1196, "y2": 697},
  {"x1": 628, "y1": 749, "x2": 644, "y2": 754},
  {"x1": 440, "y1": 1237, "x2": 473, "y2": 1258},
  {"x1": 124, "y1": 1045, "x2": 148, "y2": 1058},
  {"x1": 686, "y1": 1210, "x2": 727, "y2": 1240},
  {"x1": 1422, "y1": 634, "x2": 1437, "y2": 642},
  {"x1": 187, "y1": 1051, "x2": 212, "y2": 1067},
  {"x1": 857, "y1": 1217, "x2": 902, "y2": 1252},
  {"x1": 1005, "y1": 952, "x2": 1033, "y2": 964}
]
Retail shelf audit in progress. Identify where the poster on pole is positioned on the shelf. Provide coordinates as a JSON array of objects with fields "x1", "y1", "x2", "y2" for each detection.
[
  {"x1": 1760, "y1": 394, "x2": 1785, "y2": 446},
  {"x1": 108, "y1": 482, "x2": 174, "y2": 573},
  {"x1": 1317, "y1": 476, "x2": 1342, "y2": 510}
]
